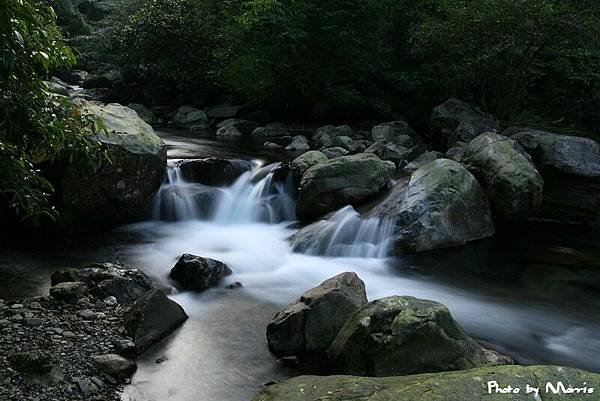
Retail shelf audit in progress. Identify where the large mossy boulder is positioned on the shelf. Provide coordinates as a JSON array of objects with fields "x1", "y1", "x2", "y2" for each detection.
[
  {"x1": 458, "y1": 132, "x2": 544, "y2": 217},
  {"x1": 327, "y1": 296, "x2": 496, "y2": 376},
  {"x1": 430, "y1": 98, "x2": 500, "y2": 151},
  {"x1": 508, "y1": 128, "x2": 600, "y2": 226},
  {"x1": 267, "y1": 272, "x2": 367, "y2": 356},
  {"x1": 170, "y1": 254, "x2": 232, "y2": 292},
  {"x1": 125, "y1": 289, "x2": 188, "y2": 353},
  {"x1": 296, "y1": 154, "x2": 394, "y2": 221},
  {"x1": 252, "y1": 365, "x2": 600, "y2": 401},
  {"x1": 291, "y1": 151, "x2": 328, "y2": 181},
  {"x1": 56, "y1": 101, "x2": 166, "y2": 227},
  {"x1": 373, "y1": 159, "x2": 494, "y2": 254}
]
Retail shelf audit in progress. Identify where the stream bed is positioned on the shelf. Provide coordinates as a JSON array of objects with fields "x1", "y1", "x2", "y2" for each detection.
[{"x1": 1, "y1": 130, "x2": 600, "y2": 401}]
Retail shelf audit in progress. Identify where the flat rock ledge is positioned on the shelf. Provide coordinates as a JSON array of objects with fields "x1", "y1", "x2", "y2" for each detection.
[{"x1": 0, "y1": 264, "x2": 187, "y2": 401}]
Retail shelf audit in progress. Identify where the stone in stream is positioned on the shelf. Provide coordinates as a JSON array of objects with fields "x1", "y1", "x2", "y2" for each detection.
[
  {"x1": 373, "y1": 158, "x2": 494, "y2": 254},
  {"x1": 291, "y1": 150, "x2": 328, "y2": 181},
  {"x1": 252, "y1": 123, "x2": 290, "y2": 141},
  {"x1": 285, "y1": 135, "x2": 311, "y2": 151},
  {"x1": 429, "y1": 98, "x2": 500, "y2": 151},
  {"x1": 321, "y1": 146, "x2": 349, "y2": 159},
  {"x1": 172, "y1": 105, "x2": 209, "y2": 129},
  {"x1": 371, "y1": 120, "x2": 418, "y2": 145},
  {"x1": 403, "y1": 151, "x2": 443, "y2": 173},
  {"x1": 92, "y1": 354, "x2": 136, "y2": 380},
  {"x1": 507, "y1": 128, "x2": 600, "y2": 226},
  {"x1": 455, "y1": 132, "x2": 544, "y2": 217},
  {"x1": 125, "y1": 289, "x2": 188, "y2": 353},
  {"x1": 216, "y1": 118, "x2": 259, "y2": 136},
  {"x1": 327, "y1": 295, "x2": 510, "y2": 376},
  {"x1": 175, "y1": 158, "x2": 253, "y2": 186},
  {"x1": 128, "y1": 103, "x2": 159, "y2": 125},
  {"x1": 55, "y1": 100, "x2": 167, "y2": 227},
  {"x1": 267, "y1": 272, "x2": 367, "y2": 356},
  {"x1": 296, "y1": 153, "x2": 394, "y2": 221},
  {"x1": 51, "y1": 263, "x2": 154, "y2": 306},
  {"x1": 251, "y1": 365, "x2": 600, "y2": 401},
  {"x1": 170, "y1": 254, "x2": 233, "y2": 292}
]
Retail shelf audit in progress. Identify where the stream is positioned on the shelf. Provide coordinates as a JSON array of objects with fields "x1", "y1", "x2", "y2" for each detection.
[{"x1": 1, "y1": 129, "x2": 600, "y2": 401}]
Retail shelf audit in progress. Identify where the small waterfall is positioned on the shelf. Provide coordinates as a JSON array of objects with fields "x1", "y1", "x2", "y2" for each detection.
[
  {"x1": 152, "y1": 166, "x2": 222, "y2": 221},
  {"x1": 152, "y1": 161, "x2": 295, "y2": 224},
  {"x1": 292, "y1": 206, "x2": 396, "y2": 258},
  {"x1": 212, "y1": 163, "x2": 296, "y2": 224}
]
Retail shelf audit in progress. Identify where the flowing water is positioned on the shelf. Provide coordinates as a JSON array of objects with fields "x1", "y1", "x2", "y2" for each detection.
[{"x1": 1, "y1": 130, "x2": 600, "y2": 401}]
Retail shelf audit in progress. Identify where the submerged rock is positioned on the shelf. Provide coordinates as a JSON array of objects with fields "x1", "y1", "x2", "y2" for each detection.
[
  {"x1": 51, "y1": 263, "x2": 153, "y2": 306},
  {"x1": 374, "y1": 159, "x2": 494, "y2": 254},
  {"x1": 56, "y1": 101, "x2": 166, "y2": 227},
  {"x1": 170, "y1": 254, "x2": 233, "y2": 292},
  {"x1": 267, "y1": 272, "x2": 367, "y2": 356},
  {"x1": 125, "y1": 289, "x2": 188, "y2": 353},
  {"x1": 430, "y1": 98, "x2": 500, "y2": 151},
  {"x1": 252, "y1": 365, "x2": 600, "y2": 401},
  {"x1": 296, "y1": 154, "x2": 394, "y2": 220},
  {"x1": 328, "y1": 296, "x2": 504, "y2": 376},
  {"x1": 458, "y1": 132, "x2": 543, "y2": 217},
  {"x1": 508, "y1": 128, "x2": 600, "y2": 226},
  {"x1": 175, "y1": 158, "x2": 253, "y2": 186}
]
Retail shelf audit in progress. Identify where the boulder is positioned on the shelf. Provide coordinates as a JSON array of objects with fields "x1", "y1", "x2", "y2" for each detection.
[
  {"x1": 321, "y1": 147, "x2": 349, "y2": 159},
  {"x1": 49, "y1": 281, "x2": 87, "y2": 303},
  {"x1": 92, "y1": 354, "x2": 136, "y2": 380},
  {"x1": 331, "y1": 136, "x2": 361, "y2": 152},
  {"x1": 373, "y1": 159, "x2": 494, "y2": 254},
  {"x1": 172, "y1": 105, "x2": 209, "y2": 129},
  {"x1": 328, "y1": 296, "x2": 502, "y2": 376},
  {"x1": 46, "y1": 80, "x2": 70, "y2": 96},
  {"x1": 264, "y1": 141, "x2": 284, "y2": 150},
  {"x1": 285, "y1": 135, "x2": 310, "y2": 151},
  {"x1": 124, "y1": 289, "x2": 188, "y2": 353},
  {"x1": 403, "y1": 151, "x2": 442, "y2": 174},
  {"x1": 128, "y1": 103, "x2": 158, "y2": 125},
  {"x1": 313, "y1": 125, "x2": 355, "y2": 148},
  {"x1": 252, "y1": 365, "x2": 600, "y2": 401},
  {"x1": 252, "y1": 124, "x2": 290, "y2": 141},
  {"x1": 430, "y1": 98, "x2": 500, "y2": 151},
  {"x1": 215, "y1": 119, "x2": 258, "y2": 136},
  {"x1": 8, "y1": 350, "x2": 53, "y2": 375},
  {"x1": 508, "y1": 128, "x2": 600, "y2": 225},
  {"x1": 51, "y1": 263, "x2": 154, "y2": 305},
  {"x1": 170, "y1": 254, "x2": 232, "y2": 292},
  {"x1": 267, "y1": 272, "x2": 367, "y2": 356},
  {"x1": 291, "y1": 151, "x2": 328, "y2": 180},
  {"x1": 57, "y1": 101, "x2": 166, "y2": 227},
  {"x1": 458, "y1": 132, "x2": 543, "y2": 217},
  {"x1": 371, "y1": 121, "x2": 417, "y2": 145},
  {"x1": 175, "y1": 158, "x2": 253, "y2": 186},
  {"x1": 296, "y1": 154, "x2": 394, "y2": 220}
]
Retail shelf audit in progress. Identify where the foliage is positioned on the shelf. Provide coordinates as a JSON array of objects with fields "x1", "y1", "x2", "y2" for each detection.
[{"x1": 0, "y1": 0, "x2": 105, "y2": 222}]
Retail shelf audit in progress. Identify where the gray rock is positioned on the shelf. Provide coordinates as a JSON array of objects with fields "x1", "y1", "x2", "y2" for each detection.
[
  {"x1": 92, "y1": 354, "x2": 136, "y2": 380},
  {"x1": 403, "y1": 151, "x2": 442, "y2": 174},
  {"x1": 430, "y1": 98, "x2": 500, "y2": 150},
  {"x1": 172, "y1": 105, "x2": 209, "y2": 129},
  {"x1": 215, "y1": 119, "x2": 258, "y2": 136},
  {"x1": 331, "y1": 136, "x2": 360, "y2": 152},
  {"x1": 125, "y1": 289, "x2": 188, "y2": 353},
  {"x1": 112, "y1": 338, "x2": 137, "y2": 358},
  {"x1": 264, "y1": 141, "x2": 284, "y2": 150},
  {"x1": 296, "y1": 153, "x2": 393, "y2": 220},
  {"x1": 285, "y1": 135, "x2": 310, "y2": 151},
  {"x1": 371, "y1": 121, "x2": 417, "y2": 145},
  {"x1": 291, "y1": 151, "x2": 328, "y2": 180},
  {"x1": 328, "y1": 296, "x2": 505, "y2": 376},
  {"x1": 509, "y1": 128, "x2": 600, "y2": 225},
  {"x1": 49, "y1": 281, "x2": 87, "y2": 303},
  {"x1": 252, "y1": 124, "x2": 290, "y2": 141},
  {"x1": 321, "y1": 147, "x2": 349, "y2": 159},
  {"x1": 51, "y1": 263, "x2": 154, "y2": 306},
  {"x1": 459, "y1": 132, "x2": 543, "y2": 217},
  {"x1": 128, "y1": 103, "x2": 158, "y2": 125},
  {"x1": 58, "y1": 101, "x2": 166, "y2": 227},
  {"x1": 373, "y1": 159, "x2": 494, "y2": 254},
  {"x1": 170, "y1": 254, "x2": 233, "y2": 292},
  {"x1": 267, "y1": 272, "x2": 367, "y2": 356}
]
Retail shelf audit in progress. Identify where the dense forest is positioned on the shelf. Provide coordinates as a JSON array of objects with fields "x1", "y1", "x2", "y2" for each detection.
[{"x1": 2, "y1": 0, "x2": 600, "y2": 223}]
